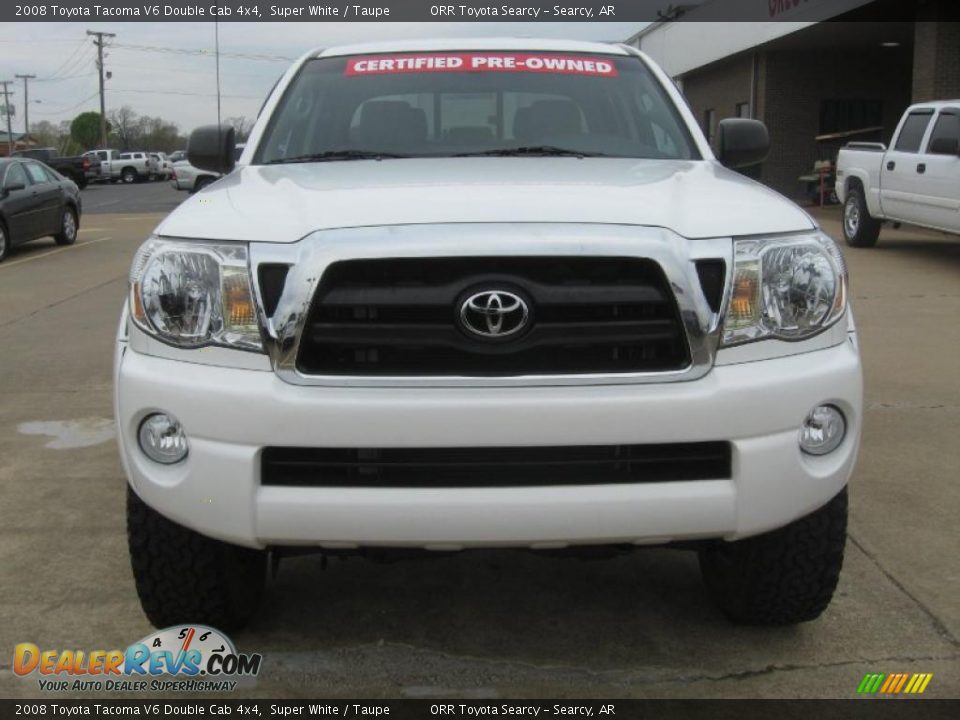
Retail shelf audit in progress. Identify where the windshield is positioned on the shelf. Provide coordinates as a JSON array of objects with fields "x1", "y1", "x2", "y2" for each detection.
[{"x1": 255, "y1": 52, "x2": 698, "y2": 163}]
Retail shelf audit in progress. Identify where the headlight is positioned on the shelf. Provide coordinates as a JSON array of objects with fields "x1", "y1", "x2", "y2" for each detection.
[
  {"x1": 128, "y1": 238, "x2": 262, "y2": 351},
  {"x1": 722, "y1": 232, "x2": 847, "y2": 346}
]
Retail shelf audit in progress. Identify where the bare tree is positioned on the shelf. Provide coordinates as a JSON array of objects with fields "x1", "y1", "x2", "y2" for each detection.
[
  {"x1": 224, "y1": 116, "x2": 254, "y2": 142},
  {"x1": 108, "y1": 105, "x2": 139, "y2": 150}
]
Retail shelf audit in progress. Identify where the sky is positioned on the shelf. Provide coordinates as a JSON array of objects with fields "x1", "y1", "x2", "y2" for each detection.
[{"x1": 0, "y1": 22, "x2": 649, "y2": 136}]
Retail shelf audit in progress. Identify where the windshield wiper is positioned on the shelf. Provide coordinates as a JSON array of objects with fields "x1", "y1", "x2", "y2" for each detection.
[
  {"x1": 454, "y1": 145, "x2": 605, "y2": 158},
  {"x1": 266, "y1": 150, "x2": 408, "y2": 164}
]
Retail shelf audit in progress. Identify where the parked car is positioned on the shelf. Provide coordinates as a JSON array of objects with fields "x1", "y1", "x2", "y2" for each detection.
[
  {"x1": 168, "y1": 150, "x2": 188, "y2": 164},
  {"x1": 11, "y1": 147, "x2": 90, "y2": 189},
  {"x1": 836, "y1": 100, "x2": 960, "y2": 246},
  {"x1": 170, "y1": 144, "x2": 245, "y2": 193},
  {"x1": 118, "y1": 39, "x2": 861, "y2": 630},
  {"x1": 0, "y1": 157, "x2": 82, "y2": 262},
  {"x1": 149, "y1": 152, "x2": 173, "y2": 181},
  {"x1": 102, "y1": 151, "x2": 153, "y2": 184}
]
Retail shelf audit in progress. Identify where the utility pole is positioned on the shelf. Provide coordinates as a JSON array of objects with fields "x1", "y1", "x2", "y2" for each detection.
[
  {"x1": 0, "y1": 81, "x2": 14, "y2": 156},
  {"x1": 86, "y1": 30, "x2": 116, "y2": 148},
  {"x1": 15, "y1": 74, "x2": 36, "y2": 136}
]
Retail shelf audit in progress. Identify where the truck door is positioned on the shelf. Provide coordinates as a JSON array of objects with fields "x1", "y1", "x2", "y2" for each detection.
[
  {"x1": 917, "y1": 108, "x2": 960, "y2": 234},
  {"x1": 880, "y1": 108, "x2": 935, "y2": 227}
]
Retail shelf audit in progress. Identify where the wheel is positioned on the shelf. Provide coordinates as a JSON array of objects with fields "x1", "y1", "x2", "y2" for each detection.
[
  {"x1": 842, "y1": 185, "x2": 881, "y2": 248},
  {"x1": 54, "y1": 207, "x2": 78, "y2": 246},
  {"x1": 122, "y1": 168, "x2": 137, "y2": 184},
  {"x1": 698, "y1": 488, "x2": 848, "y2": 625},
  {"x1": 127, "y1": 486, "x2": 267, "y2": 630},
  {"x1": 0, "y1": 220, "x2": 9, "y2": 262},
  {"x1": 127, "y1": 486, "x2": 267, "y2": 631}
]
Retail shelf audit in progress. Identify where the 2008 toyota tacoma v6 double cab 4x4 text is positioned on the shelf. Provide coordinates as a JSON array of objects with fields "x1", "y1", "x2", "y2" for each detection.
[{"x1": 115, "y1": 39, "x2": 862, "y2": 629}]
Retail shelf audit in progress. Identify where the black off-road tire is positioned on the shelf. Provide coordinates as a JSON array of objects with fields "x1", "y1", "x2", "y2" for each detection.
[
  {"x1": 127, "y1": 486, "x2": 267, "y2": 630},
  {"x1": 122, "y1": 168, "x2": 138, "y2": 184},
  {"x1": 0, "y1": 220, "x2": 9, "y2": 262},
  {"x1": 54, "y1": 206, "x2": 78, "y2": 246},
  {"x1": 698, "y1": 488, "x2": 848, "y2": 625},
  {"x1": 842, "y1": 184, "x2": 881, "y2": 248}
]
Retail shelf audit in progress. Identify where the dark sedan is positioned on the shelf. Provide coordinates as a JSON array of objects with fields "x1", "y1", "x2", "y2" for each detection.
[{"x1": 0, "y1": 158, "x2": 82, "y2": 262}]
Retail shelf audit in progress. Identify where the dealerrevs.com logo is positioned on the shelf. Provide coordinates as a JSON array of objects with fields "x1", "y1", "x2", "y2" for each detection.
[{"x1": 14, "y1": 625, "x2": 262, "y2": 692}]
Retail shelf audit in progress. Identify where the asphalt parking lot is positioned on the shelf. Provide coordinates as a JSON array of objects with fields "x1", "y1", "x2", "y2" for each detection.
[{"x1": 0, "y1": 181, "x2": 957, "y2": 699}]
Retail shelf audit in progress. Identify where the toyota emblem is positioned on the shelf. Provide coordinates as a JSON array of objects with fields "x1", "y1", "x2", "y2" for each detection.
[{"x1": 459, "y1": 290, "x2": 530, "y2": 339}]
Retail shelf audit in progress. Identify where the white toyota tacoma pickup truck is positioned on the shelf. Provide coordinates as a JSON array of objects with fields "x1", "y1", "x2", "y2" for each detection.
[
  {"x1": 836, "y1": 100, "x2": 959, "y2": 247},
  {"x1": 115, "y1": 39, "x2": 862, "y2": 630}
]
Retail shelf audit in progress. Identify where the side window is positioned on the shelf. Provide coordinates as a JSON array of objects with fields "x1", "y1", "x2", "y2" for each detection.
[
  {"x1": 894, "y1": 111, "x2": 934, "y2": 153},
  {"x1": 24, "y1": 162, "x2": 50, "y2": 184},
  {"x1": 3, "y1": 162, "x2": 27, "y2": 188},
  {"x1": 927, "y1": 111, "x2": 959, "y2": 154}
]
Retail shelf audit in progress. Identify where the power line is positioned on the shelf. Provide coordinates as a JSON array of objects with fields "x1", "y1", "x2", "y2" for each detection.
[
  {"x1": 110, "y1": 87, "x2": 263, "y2": 100},
  {"x1": 111, "y1": 42, "x2": 292, "y2": 63},
  {"x1": 36, "y1": 71, "x2": 99, "y2": 83},
  {"x1": 43, "y1": 39, "x2": 89, "y2": 81},
  {"x1": 32, "y1": 90, "x2": 100, "y2": 115}
]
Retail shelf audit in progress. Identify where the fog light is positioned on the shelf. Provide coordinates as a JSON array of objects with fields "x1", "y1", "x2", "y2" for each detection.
[
  {"x1": 799, "y1": 405, "x2": 846, "y2": 456},
  {"x1": 138, "y1": 413, "x2": 189, "y2": 464}
]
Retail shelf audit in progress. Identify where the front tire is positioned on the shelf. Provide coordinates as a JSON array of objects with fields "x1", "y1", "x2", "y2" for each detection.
[
  {"x1": 698, "y1": 488, "x2": 848, "y2": 625},
  {"x1": 127, "y1": 486, "x2": 267, "y2": 630},
  {"x1": 0, "y1": 220, "x2": 10, "y2": 262},
  {"x1": 54, "y1": 207, "x2": 78, "y2": 246},
  {"x1": 122, "y1": 168, "x2": 137, "y2": 184},
  {"x1": 842, "y1": 185, "x2": 881, "y2": 248}
]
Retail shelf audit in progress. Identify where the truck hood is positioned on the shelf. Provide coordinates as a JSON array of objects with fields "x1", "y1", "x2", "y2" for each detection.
[{"x1": 156, "y1": 158, "x2": 815, "y2": 242}]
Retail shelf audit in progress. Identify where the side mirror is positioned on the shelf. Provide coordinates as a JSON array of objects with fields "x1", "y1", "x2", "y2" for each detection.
[
  {"x1": 187, "y1": 125, "x2": 236, "y2": 174},
  {"x1": 715, "y1": 118, "x2": 770, "y2": 169},
  {"x1": 929, "y1": 136, "x2": 960, "y2": 156},
  {"x1": 3, "y1": 181, "x2": 26, "y2": 193}
]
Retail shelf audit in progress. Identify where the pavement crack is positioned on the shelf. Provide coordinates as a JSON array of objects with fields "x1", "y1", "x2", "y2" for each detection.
[
  {"x1": 866, "y1": 402, "x2": 954, "y2": 411},
  {"x1": 668, "y1": 652, "x2": 960, "y2": 685},
  {"x1": 848, "y1": 533, "x2": 959, "y2": 648},
  {"x1": 272, "y1": 642, "x2": 960, "y2": 689},
  {"x1": 0, "y1": 275, "x2": 126, "y2": 330}
]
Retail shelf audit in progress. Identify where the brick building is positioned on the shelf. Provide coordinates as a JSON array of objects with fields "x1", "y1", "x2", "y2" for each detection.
[{"x1": 627, "y1": 0, "x2": 959, "y2": 201}]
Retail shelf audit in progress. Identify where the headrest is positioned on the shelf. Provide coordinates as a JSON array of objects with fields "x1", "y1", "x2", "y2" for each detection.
[{"x1": 513, "y1": 99, "x2": 583, "y2": 141}]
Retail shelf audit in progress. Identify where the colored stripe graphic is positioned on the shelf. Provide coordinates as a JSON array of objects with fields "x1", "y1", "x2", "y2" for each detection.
[
  {"x1": 858, "y1": 673, "x2": 885, "y2": 693},
  {"x1": 858, "y1": 672, "x2": 933, "y2": 695}
]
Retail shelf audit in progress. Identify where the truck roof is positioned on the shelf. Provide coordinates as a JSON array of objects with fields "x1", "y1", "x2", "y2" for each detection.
[
  {"x1": 906, "y1": 100, "x2": 960, "y2": 111},
  {"x1": 316, "y1": 37, "x2": 630, "y2": 59}
]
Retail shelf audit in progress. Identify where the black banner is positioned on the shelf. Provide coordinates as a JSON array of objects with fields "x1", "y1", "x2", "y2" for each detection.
[
  {"x1": 1, "y1": 700, "x2": 959, "y2": 719},
  {"x1": 4, "y1": 0, "x2": 957, "y2": 23}
]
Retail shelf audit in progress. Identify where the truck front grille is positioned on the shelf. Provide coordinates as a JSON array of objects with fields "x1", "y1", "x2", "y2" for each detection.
[
  {"x1": 260, "y1": 443, "x2": 732, "y2": 488},
  {"x1": 295, "y1": 257, "x2": 690, "y2": 377}
]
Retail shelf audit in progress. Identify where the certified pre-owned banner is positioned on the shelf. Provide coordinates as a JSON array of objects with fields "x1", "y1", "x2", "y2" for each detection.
[{"x1": 344, "y1": 54, "x2": 619, "y2": 77}]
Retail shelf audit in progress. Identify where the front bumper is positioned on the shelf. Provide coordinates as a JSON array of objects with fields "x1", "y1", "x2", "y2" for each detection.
[{"x1": 115, "y1": 335, "x2": 862, "y2": 550}]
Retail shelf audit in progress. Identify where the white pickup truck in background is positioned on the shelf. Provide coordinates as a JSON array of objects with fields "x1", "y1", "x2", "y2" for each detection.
[
  {"x1": 101, "y1": 151, "x2": 156, "y2": 184},
  {"x1": 836, "y1": 101, "x2": 959, "y2": 247}
]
